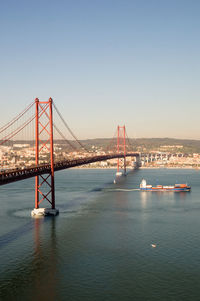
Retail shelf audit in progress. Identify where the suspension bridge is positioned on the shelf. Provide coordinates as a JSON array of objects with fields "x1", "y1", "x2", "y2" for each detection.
[{"x1": 0, "y1": 98, "x2": 140, "y2": 216}]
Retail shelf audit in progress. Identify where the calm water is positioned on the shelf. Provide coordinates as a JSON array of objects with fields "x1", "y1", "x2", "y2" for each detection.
[{"x1": 1, "y1": 168, "x2": 200, "y2": 301}]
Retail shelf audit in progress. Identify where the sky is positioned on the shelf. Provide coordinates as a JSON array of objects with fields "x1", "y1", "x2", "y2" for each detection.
[{"x1": 1, "y1": 0, "x2": 200, "y2": 139}]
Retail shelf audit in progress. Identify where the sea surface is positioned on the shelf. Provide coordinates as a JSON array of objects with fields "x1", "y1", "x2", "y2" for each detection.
[{"x1": 0, "y1": 168, "x2": 200, "y2": 301}]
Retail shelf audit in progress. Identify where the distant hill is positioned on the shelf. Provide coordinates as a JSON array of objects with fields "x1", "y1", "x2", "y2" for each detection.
[
  {"x1": 79, "y1": 137, "x2": 200, "y2": 154},
  {"x1": 3, "y1": 138, "x2": 200, "y2": 153},
  {"x1": 128, "y1": 138, "x2": 200, "y2": 153}
]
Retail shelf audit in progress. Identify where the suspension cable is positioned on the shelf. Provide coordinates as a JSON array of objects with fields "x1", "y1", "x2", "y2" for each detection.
[
  {"x1": 0, "y1": 103, "x2": 49, "y2": 146},
  {"x1": 0, "y1": 101, "x2": 35, "y2": 134},
  {"x1": 53, "y1": 102, "x2": 89, "y2": 152},
  {"x1": 125, "y1": 130, "x2": 135, "y2": 151},
  {"x1": 53, "y1": 123, "x2": 79, "y2": 151},
  {"x1": 0, "y1": 113, "x2": 36, "y2": 145},
  {"x1": 104, "y1": 129, "x2": 117, "y2": 153}
]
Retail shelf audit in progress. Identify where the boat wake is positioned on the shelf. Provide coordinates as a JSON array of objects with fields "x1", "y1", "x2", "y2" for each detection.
[{"x1": 105, "y1": 188, "x2": 140, "y2": 192}]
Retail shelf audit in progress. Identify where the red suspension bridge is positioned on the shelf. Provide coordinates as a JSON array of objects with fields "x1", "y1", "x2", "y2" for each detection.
[{"x1": 0, "y1": 98, "x2": 140, "y2": 216}]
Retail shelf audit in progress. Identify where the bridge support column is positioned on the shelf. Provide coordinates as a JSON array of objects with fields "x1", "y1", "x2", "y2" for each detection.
[
  {"x1": 31, "y1": 97, "x2": 59, "y2": 217},
  {"x1": 124, "y1": 157, "x2": 126, "y2": 175},
  {"x1": 123, "y1": 125, "x2": 127, "y2": 175},
  {"x1": 135, "y1": 155, "x2": 141, "y2": 169}
]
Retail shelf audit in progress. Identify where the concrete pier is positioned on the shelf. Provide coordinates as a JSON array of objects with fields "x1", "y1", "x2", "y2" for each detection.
[{"x1": 31, "y1": 208, "x2": 59, "y2": 217}]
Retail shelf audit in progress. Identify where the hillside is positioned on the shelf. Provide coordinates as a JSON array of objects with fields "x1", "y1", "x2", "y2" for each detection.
[{"x1": 2, "y1": 138, "x2": 200, "y2": 154}]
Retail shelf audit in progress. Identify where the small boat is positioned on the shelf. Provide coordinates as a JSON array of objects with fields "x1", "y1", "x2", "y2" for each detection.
[
  {"x1": 151, "y1": 244, "x2": 157, "y2": 248},
  {"x1": 140, "y1": 179, "x2": 191, "y2": 192}
]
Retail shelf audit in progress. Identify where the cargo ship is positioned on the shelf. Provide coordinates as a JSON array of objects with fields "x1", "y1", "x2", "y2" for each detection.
[{"x1": 140, "y1": 179, "x2": 191, "y2": 192}]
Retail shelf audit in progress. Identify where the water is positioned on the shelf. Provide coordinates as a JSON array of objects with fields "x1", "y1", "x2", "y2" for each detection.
[{"x1": 0, "y1": 168, "x2": 200, "y2": 300}]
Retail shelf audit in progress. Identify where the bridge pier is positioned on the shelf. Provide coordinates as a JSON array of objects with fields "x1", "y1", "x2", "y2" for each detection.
[
  {"x1": 124, "y1": 156, "x2": 127, "y2": 175},
  {"x1": 31, "y1": 208, "x2": 59, "y2": 217},
  {"x1": 135, "y1": 155, "x2": 141, "y2": 169}
]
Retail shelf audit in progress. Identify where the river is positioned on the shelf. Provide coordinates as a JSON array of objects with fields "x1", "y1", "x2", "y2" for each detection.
[{"x1": 0, "y1": 168, "x2": 200, "y2": 301}]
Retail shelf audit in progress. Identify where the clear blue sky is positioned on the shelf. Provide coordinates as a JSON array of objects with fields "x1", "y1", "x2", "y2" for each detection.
[{"x1": 1, "y1": 0, "x2": 200, "y2": 139}]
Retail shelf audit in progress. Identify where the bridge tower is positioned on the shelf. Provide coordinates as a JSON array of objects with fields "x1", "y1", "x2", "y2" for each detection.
[
  {"x1": 116, "y1": 125, "x2": 127, "y2": 176},
  {"x1": 31, "y1": 98, "x2": 59, "y2": 217}
]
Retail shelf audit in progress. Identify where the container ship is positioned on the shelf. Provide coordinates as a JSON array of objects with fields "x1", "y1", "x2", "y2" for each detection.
[{"x1": 140, "y1": 179, "x2": 191, "y2": 192}]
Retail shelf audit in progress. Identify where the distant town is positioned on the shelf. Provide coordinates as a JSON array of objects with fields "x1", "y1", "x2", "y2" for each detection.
[{"x1": 1, "y1": 138, "x2": 200, "y2": 170}]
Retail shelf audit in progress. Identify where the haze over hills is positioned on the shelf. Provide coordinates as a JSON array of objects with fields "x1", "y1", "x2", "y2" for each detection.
[
  {"x1": 80, "y1": 138, "x2": 200, "y2": 154},
  {"x1": 3, "y1": 138, "x2": 200, "y2": 154}
]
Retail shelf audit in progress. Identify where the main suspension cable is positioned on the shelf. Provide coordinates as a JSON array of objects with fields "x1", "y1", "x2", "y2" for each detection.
[
  {"x1": 53, "y1": 102, "x2": 89, "y2": 152},
  {"x1": 53, "y1": 123, "x2": 79, "y2": 151},
  {"x1": 0, "y1": 101, "x2": 35, "y2": 134}
]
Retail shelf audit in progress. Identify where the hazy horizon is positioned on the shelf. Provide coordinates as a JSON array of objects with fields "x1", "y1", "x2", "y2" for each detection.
[{"x1": 2, "y1": 136, "x2": 200, "y2": 142}]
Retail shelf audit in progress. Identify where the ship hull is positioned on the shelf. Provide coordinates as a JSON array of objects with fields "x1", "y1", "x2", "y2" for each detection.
[
  {"x1": 139, "y1": 179, "x2": 191, "y2": 192},
  {"x1": 140, "y1": 187, "x2": 191, "y2": 192}
]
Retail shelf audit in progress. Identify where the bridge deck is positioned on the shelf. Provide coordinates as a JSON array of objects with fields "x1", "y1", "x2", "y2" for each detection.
[{"x1": 0, "y1": 153, "x2": 139, "y2": 186}]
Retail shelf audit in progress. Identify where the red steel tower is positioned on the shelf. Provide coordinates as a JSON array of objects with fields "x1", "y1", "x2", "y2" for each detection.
[
  {"x1": 32, "y1": 98, "x2": 58, "y2": 216},
  {"x1": 116, "y1": 125, "x2": 126, "y2": 175}
]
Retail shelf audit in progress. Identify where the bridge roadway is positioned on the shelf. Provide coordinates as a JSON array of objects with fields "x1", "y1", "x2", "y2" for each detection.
[{"x1": 0, "y1": 152, "x2": 139, "y2": 186}]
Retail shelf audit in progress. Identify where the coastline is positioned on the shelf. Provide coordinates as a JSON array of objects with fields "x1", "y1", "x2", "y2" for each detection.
[{"x1": 73, "y1": 166, "x2": 197, "y2": 170}]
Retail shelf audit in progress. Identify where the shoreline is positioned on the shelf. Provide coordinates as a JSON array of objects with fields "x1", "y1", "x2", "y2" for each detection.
[{"x1": 73, "y1": 166, "x2": 198, "y2": 170}]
